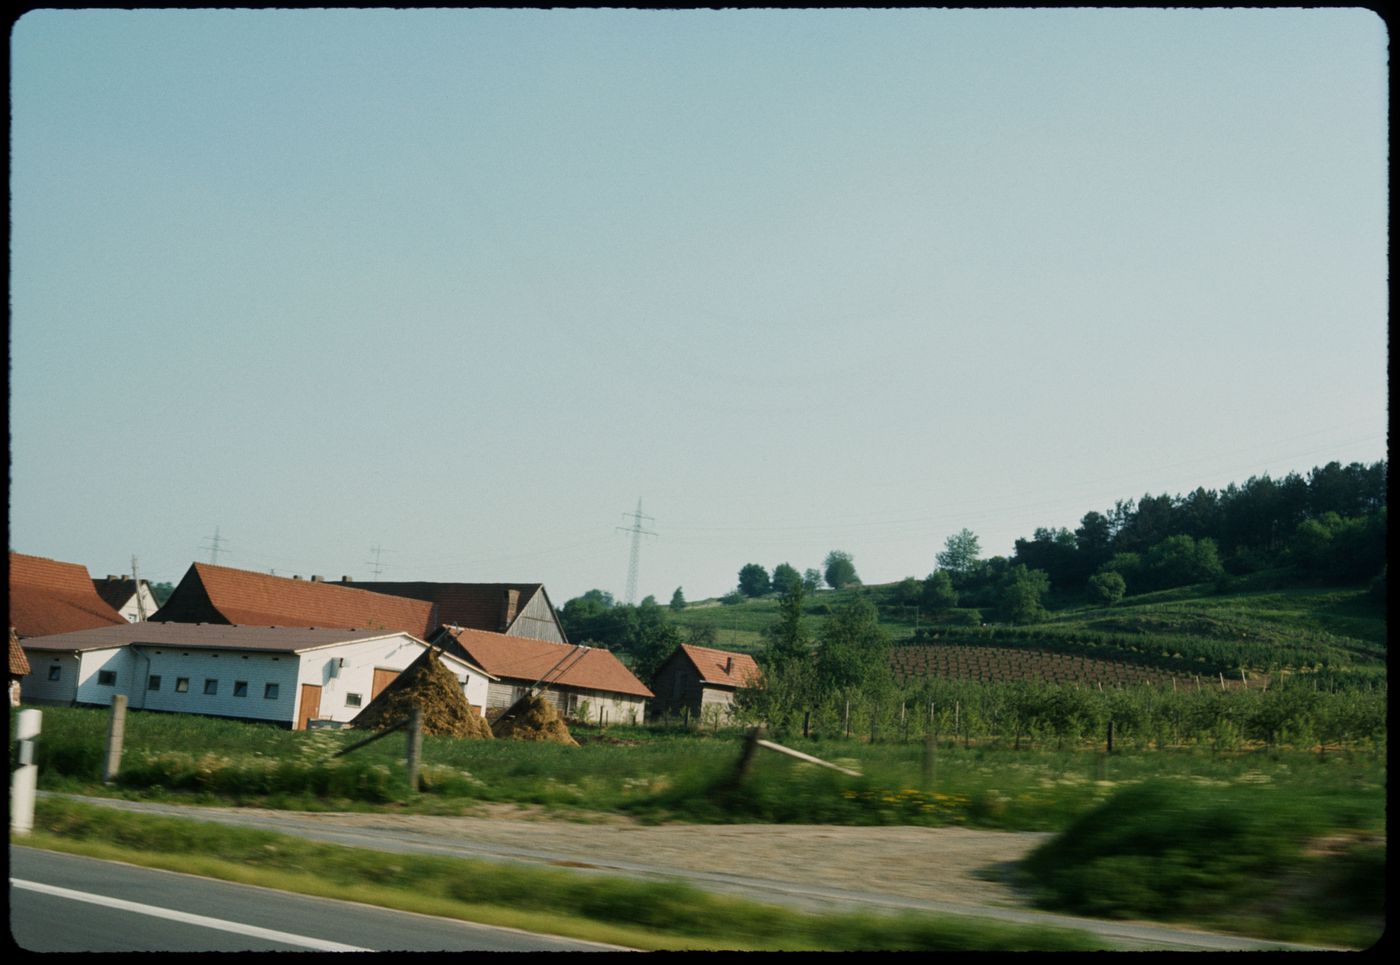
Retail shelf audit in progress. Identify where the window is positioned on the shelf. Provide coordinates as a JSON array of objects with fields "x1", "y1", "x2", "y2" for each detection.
[
  {"x1": 345, "y1": 693, "x2": 362, "y2": 707},
  {"x1": 264, "y1": 683, "x2": 279, "y2": 700},
  {"x1": 176, "y1": 677, "x2": 190, "y2": 693},
  {"x1": 148, "y1": 675, "x2": 161, "y2": 691},
  {"x1": 203, "y1": 679, "x2": 218, "y2": 696},
  {"x1": 234, "y1": 681, "x2": 248, "y2": 697},
  {"x1": 97, "y1": 670, "x2": 117, "y2": 686},
  {"x1": 47, "y1": 666, "x2": 61, "y2": 681}
]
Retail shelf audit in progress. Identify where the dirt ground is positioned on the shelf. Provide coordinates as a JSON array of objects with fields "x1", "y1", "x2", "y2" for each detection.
[{"x1": 288, "y1": 803, "x2": 1053, "y2": 910}]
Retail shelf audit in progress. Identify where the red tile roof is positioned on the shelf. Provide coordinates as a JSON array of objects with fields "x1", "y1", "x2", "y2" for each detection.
[
  {"x1": 154, "y1": 563, "x2": 438, "y2": 637},
  {"x1": 345, "y1": 582, "x2": 557, "y2": 635},
  {"x1": 8, "y1": 553, "x2": 129, "y2": 637},
  {"x1": 676, "y1": 644, "x2": 763, "y2": 688},
  {"x1": 9, "y1": 628, "x2": 30, "y2": 677},
  {"x1": 442, "y1": 626, "x2": 653, "y2": 699},
  {"x1": 19, "y1": 622, "x2": 421, "y2": 654}
]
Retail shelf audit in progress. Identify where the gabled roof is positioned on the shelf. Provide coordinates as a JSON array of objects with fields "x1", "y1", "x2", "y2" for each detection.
[
  {"x1": 154, "y1": 563, "x2": 438, "y2": 638},
  {"x1": 19, "y1": 622, "x2": 422, "y2": 655},
  {"x1": 345, "y1": 582, "x2": 560, "y2": 636},
  {"x1": 9, "y1": 628, "x2": 31, "y2": 677},
  {"x1": 8, "y1": 553, "x2": 129, "y2": 638},
  {"x1": 92, "y1": 576, "x2": 151, "y2": 611},
  {"x1": 673, "y1": 644, "x2": 763, "y2": 688},
  {"x1": 441, "y1": 626, "x2": 653, "y2": 699}
]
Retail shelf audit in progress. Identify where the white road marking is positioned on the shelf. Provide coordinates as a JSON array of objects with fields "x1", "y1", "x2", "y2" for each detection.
[{"x1": 10, "y1": 878, "x2": 372, "y2": 952}]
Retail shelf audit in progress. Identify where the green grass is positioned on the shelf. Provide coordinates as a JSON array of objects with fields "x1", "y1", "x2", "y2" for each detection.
[{"x1": 16, "y1": 797, "x2": 1106, "y2": 951}]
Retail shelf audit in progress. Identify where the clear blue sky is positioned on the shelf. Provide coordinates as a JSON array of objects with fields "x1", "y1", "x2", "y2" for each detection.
[{"x1": 9, "y1": 8, "x2": 1388, "y2": 605}]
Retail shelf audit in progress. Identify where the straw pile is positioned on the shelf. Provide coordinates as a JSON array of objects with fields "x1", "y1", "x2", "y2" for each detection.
[
  {"x1": 492, "y1": 693, "x2": 578, "y2": 746},
  {"x1": 352, "y1": 650, "x2": 493, "y2": 739}
]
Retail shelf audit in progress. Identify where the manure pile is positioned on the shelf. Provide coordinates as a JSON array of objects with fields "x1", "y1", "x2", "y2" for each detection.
[
  {"x1": 492, "y1": 693, "x2": 579, "y2": 746},
  {"x1": 353, "y1": 651, "x2": 493, "y2": 739}
]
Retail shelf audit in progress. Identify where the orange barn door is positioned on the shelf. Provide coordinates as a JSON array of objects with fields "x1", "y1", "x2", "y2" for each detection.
[
  {"x1": 297, "y1": 684, "x2": 322, "y2": 731},
  {"x1": 371, "y1": 668, "x2": 398, "y2": 701}
]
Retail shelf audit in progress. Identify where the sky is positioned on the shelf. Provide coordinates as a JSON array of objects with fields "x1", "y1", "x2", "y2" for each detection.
[{"x1": 8, "y1": 8, "x2": 1389, "y2": 606}]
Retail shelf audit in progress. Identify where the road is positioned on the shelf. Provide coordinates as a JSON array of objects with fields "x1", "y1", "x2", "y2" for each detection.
[
  {"x1": 9, "y1": 846, "x2": 630, "y2": 952},
  {"x1": 27, "y1": 793, "x2": 1343, "y2": 952}
]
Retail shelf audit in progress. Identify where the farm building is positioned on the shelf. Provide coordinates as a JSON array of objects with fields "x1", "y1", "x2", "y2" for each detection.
[
  {"x1": 153, "y1": 563, "x2": 439, "y2": 638},
  {"x1": 650, "y1": 644, "x2": 763, "y2": 725},
  {"x1": 437, "y1": 625, "x2": 653, "y2": 725},
  {"x1": 342, "y1": 581, "x2": 568, "y2": 643},
  {"x1": 10, "y1": 628, "x2": 30, "y2": 707},
  {"x1": 92, "y1": 574, "x2": 162, "y2": 623},
  {"x1": 9, "y1": 552, "x2": 128, "y2": 638},
  {"x1": 17, "y1": 623, "x2": 492, "y2": 730}
]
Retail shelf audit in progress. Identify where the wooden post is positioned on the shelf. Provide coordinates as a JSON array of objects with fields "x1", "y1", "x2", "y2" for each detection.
[
  {"x1": 103, "y1": 694, "x2": 128, "y2": 784},
  {"x1": 1240, "y1": 669, "x2": 1248, "y2": 689},
  {"x1": 803, "y1": 710, "x2": 811, "y2": 740},
  {"x1": 684, "y1": 705, "x2": 690, "y2": 730},
  {"x1": 405, "y1": 707, "x2": 423, "y2": 792},
  {"x1": 900, "y1": 702, "x2": 907, "y2": 742},
  {"x1": 727, "y1": 725, "x2": 765, "y2": 790},
  {"x1": 1106, "y1": 719, "x2": 1114, "y2": 755},
  {"x1": 1219, "y1": 672, "x2": 1226, "y2": 691},
  {"x1": 843, "y1": 699, "x2": 850, "y2": 739}
]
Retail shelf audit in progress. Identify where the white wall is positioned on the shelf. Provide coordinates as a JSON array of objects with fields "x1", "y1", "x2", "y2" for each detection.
[
  {"x1": 129, "y1": 646, "x2": 301, "y2": 723},
  {"x1": 18, "y1": 650, "x2": 81, "y2": 705},
  {"x1": 296, "y1": 636, "x2": 491, "y2": 725}
]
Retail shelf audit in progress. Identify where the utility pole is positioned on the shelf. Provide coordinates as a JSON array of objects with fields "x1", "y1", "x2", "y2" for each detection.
[
  {"x1": 616, "y1": 499, "x2": 656, "y2": 605},
  {"x1": 202, "y1": 527, "x2": 227, "y2": 565},
  {"x1": 130, "y1": 555, "x2": 147, "y2": 622}
]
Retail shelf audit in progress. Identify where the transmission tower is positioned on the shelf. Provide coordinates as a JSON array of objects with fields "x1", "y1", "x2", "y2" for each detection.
[
  {"x1": 201, "y1": 526, "x2": 228, "y2": 565},
  {"x1": 616, "y1": 498, "x2": 656, "y2": 605},
  {"x1": 365, "y1": 544, "x2": 389, "y2": 579}
]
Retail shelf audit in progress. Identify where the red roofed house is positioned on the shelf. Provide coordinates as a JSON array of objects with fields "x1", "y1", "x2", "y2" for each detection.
[
  {"x1": 438, "y1": 625, "x2": 653, "y2": 726},
  {"x1": 10, "y1": 628, "x2": 30, "y2": 706},
  {"x1": 153, "y1": 563, "x2": 439, "y2": 638},
  {"x1": 343, "y1": 581, "x2": 567, "y2": 643},
  {"x1": 92, "y1": 574, "x2": 161, "y2": 623},
  {"x1": 649, "y1": 644, "x2": 763, "y2": 726},
  {"x1": 9, "y1": 552, "x2": 128, "y2": 639}
]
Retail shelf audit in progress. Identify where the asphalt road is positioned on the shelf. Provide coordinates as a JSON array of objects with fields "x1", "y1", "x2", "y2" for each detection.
[{"x1": 9, "y1": 846, "x2": 630, "y2": 952}]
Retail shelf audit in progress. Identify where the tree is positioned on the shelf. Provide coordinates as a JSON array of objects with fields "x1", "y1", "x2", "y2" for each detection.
[
  {"x1": 998, "y1": 565, "x2": 1050, "y2": 625},
  {"x1": 771, "y1": 562, "x2": 801, "y2": 596},
  {"x1": 895, "y1": 576, "x2": 923, "y2": 606},
  {"x1": 669, "y1": 587, "x2": 686, "y2": 611},
  {"x1": 922, "y1": 570, "x2": 959, "y2": 611},
  {"x1": 802, "y1": 568, "x2": 823, "y2": 593},
  {"x1": 814, "y1": 593, "x2": 890, "y2": 696},
  {"x1": 738, "y1": 563, "x2": 771, "y2": 597},
  {"x1": 1142, "y1": 535, "x2": 1224, "y2": 590},
  {"x1": 935, "y1": 529, "x2": 981, "y2": 582},
  {"x1": 823, "y1": 550, "x2": 859, "y2": 590},
  {"x1": 624, "y1": 597, "x2": 682, "y2": 681},
  {"x1": 1087, "y1": 570, "x2": 1126, "y2": 606},
  {"x1": 1074, "y1": 512, "x2": 1114, "y2": 570}
]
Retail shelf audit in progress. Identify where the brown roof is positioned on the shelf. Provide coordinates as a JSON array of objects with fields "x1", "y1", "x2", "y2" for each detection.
[
  {"x1": 8, "y1": 553, "x2": 129, "y2": 637},
  {"x1": 345, "y1": 582, "x2": 555, "y2": 634},
  {"x1": 441, "y1": 626, "x2": 653, "y2": 699},
  {"x1": 18, "y1": 622, "x2": 418, "y2": 654},
  {"x1": 676, "y1": 644, "x2": 763, "y2": 688},
  {"x1": 154, "y1": 563, "x2": 438, "y2": 637},
  {"x1": 9, "y1": 628, "x2": 31, "y2": 677}
]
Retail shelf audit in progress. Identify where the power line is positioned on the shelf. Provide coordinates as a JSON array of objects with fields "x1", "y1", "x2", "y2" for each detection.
[
  {"x1": 616, "y1": 498, "x2": 656, "y2": 605},
  {"x1": 366, "y1": 544, "x2": 390, "y2": 579},
  {"x1": 201, "y1": 526, "x2": 228, "y2": 566}
]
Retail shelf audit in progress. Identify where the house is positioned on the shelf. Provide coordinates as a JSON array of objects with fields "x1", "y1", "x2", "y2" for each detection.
[
  {"x1": 17, "y1": 622, "x2": 492, "y2": 730},
  {"x1": 649, "y1": 644, "x2": 763, "y2": 725},
  {"x1": 437, "y1": 625, "x2": 653, "y2": 725},
  {"x1": 343, "y1": 581, "x2": 568, "y2": 643},
  {"x1": 92, "y1": 575, "x2": 162, "y2": 623},
  {"x1": 153, "y1": 563, "x2": 439, "y2": 638},
  {"x1": 8, "y1": 552, "x2": 128, "y2": 638},
  {"x1": 9, "y1": 628, "x2": 30, "y2": 707}
]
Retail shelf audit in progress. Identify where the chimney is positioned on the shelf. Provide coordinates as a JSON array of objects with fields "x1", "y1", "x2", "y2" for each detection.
[
  {"x1": 725, "y1": 657, "x2": 734, "y2": 675},
  {"x1": 499, "y1": 589, "x2": 520, "y2": 630},
  {"x1": 293, "y1": 575, "x2": 302, "y2": 580},
  {"x1": 311, "y1": 575, "x2": 323, "y2": 582},
  {"x1": 341, "y1": 576, "x2": 353, "y2": 583},
  {"x1": 106, "y1": 575, "x2": 117, "y2": 581}
]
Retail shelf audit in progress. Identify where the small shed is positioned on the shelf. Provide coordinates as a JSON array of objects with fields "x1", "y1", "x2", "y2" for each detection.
[{"x1": 650, "y1": 644, "x2": 763, "y2": 725}]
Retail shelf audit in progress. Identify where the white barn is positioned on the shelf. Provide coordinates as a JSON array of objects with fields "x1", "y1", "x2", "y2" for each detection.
[{"x1": 18, "y1": 623, "x2": 493, "y2": 730}]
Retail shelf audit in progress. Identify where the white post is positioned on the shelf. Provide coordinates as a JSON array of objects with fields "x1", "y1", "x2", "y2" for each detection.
[{"x1": 11, "y1": 709, "x2": 42, "y2": 836}]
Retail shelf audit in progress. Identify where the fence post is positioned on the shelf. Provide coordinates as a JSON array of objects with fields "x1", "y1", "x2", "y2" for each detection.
[
  {"x1": 11, "y1": 709, "x2": 42, "y2": 836},
  {"x1": 843, "y1": 699, "x2": 850, "y2": 739},
  {"x1": 1106, "y1": 718, "x2": 1114, "y2": 755},
  {"x1": 405, "y1": 707, "x2": 423, "y2": 792},
  {"x1": 803, "y1": 710, "x2": 810, "y2": 740},
  {"x1": 103, "y1": 694, "x2": 128, "y2": 784}
]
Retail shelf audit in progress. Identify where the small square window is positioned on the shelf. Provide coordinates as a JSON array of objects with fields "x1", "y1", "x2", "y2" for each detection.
[
  {"x1": 148, "y1": 675, "x2": 162, "y2": 691},
  {"x1": 47, "y1": 666, "x2": 62, "y2": 681},
  {"x1": 264, "y1": 683, "x2": 279, "y2": 700},
  {"x1": 204, "y1": 679, "x2": 218, "y2": 696},
  {"x1": 97, "y1": 670, "x2": 117, "y2": 686},
  {"x1": 176, "y1": 677, "x2": 190, "y2": 693},
  {"x1": 345, "y1": 692, "x2": 362, "y2": 707},
  {"x1": 234, "y1": 681, "x2": 248, "y2": 697}
]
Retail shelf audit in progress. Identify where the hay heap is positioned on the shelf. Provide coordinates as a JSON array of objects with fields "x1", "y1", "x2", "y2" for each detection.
[
  {"x1": 351, "y1": 649, "x2": 493, "y2": 739},
  {"x1": 492, "y1": 693, "x2": 579, "y2": 746}
]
